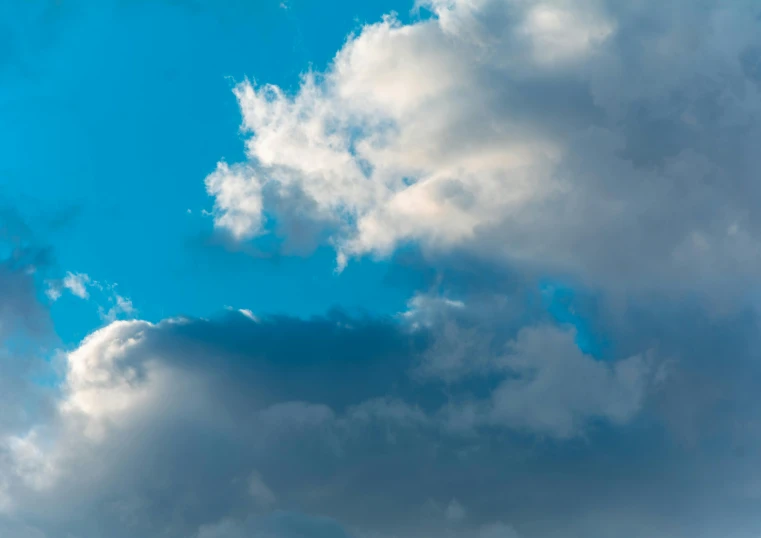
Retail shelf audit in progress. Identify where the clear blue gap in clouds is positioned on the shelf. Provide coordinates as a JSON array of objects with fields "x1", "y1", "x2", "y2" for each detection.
[
  {"x1": 539, "y1": 280, "x2": 608, "y2": 358},
  {"x1": 0, "y1": 0, "x2": 416, "y2": 345}
]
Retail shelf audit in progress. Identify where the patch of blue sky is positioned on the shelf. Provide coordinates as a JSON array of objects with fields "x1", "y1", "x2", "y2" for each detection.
[
  {"x1": 539, "y1": 279, "x2": 609, "y2": 359},
  {"x1": 0, "y1": 0, "x2": 420, "y2": 345}
]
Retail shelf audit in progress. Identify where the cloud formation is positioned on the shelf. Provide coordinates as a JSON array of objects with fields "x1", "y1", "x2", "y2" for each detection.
[
  {"x1": 206, "y1": 0, "x2": 761, "y2": 295},
  {"x1": 2, "y1": 0, "x2": 761, "y2": 536},
  {"x1": 0, "y1": 297, "x2": 759, "y2": 537},
  {"x1": 46, "y1": 271, "x2": 136, "y2": 323}
]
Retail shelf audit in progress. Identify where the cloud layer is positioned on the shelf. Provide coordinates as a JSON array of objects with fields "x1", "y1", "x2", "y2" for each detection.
[
  {"x1": 3, "y1": 0, "x2": 761, "y2": 536},
  {"x1": 0, "y1": 295, "x2": 759, "y2": 537}
]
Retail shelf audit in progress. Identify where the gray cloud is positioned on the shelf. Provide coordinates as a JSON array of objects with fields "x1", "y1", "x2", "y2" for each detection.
[
  {"x1": 0, "y1": 299, "x2": 757, "y2": 537},
  {"x1": 0, "y1": 207, "x2": 57, "y2": 440}
]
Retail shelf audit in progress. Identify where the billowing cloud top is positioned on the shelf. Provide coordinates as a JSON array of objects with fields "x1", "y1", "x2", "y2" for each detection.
[
  {"x1": 207, "y1": 0, "x2": 761, "y2": 293},
  {"x1": 3, "y1": 0, "x2": 761, "y2": 537}
]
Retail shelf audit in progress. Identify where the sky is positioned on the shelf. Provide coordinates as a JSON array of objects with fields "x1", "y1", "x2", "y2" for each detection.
[{"x1": 2, "y1": 0, "x2": 761, "y2": 536}]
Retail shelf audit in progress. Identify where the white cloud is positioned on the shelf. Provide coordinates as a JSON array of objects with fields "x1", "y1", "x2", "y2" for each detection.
[
  {"x1": 99, "y1": 294, "x2": 136, "y2": 323},
  {"x1": 62, "y1": 272, "x2": 90, "y2": 299},
  {"x1": 401, "y1": 293, "x2": 465, "y2": 330},
  {"x1": 44, "y1": 286, "x2": 61, "y2": 302},
  {"x1": 47, "y1": 271, "x2": 136, "y2": 322},
  {"x1": 205, "y1": 162, "x2": 264, "y2": 240},
  {"x1": 204, "y1": 0, "x2": 761, "y2": 295},
  {"x1": 518, "y1": 1, "x2": 615, "y2": 65},
  {"x1": 58, "y1": 320, "x2": 161, "y2": 442},
  {"x1": 239, "y1": 308, "x2": 259, "y2": 322},
  {"x1": 4, "y1": 431, "x2": 59, "y2": 492}
]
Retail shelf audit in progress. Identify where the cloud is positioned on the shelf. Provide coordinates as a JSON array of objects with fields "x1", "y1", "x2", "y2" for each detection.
[
  {"x1": 0, "y1": 233, "x2": 56, "y2": 443},
  {"x1": 0, "y1": 262, "x2": 49, "y2": 342},
  {"x1": 99, "y1": 294, "x2": 136, "y2": 323},
  {"x1": 0, "y1": 230, "x2": 58, "y2": 529},
  {"x1": 43, "y1": 287, "x2": 61, "y2": 301},
  {"x1": 1, "y1": 301, "x2": 760, "y2": 537},
  {"x1": 206, "y1": 162, "x2": 264, "y2": 241},
  {"x1": 46, "y1": 271, "x2": 137, "y2": 323},
  {"x1": 3, "y1": 0, "x2": 761, "y2": 537},
  {"x1": 442, "y1": 324, "x2": 650, "y2": 439},
  {"x1": 204, "y1": 0, "x2": 761, "y2": 295},
  {"x1": 62, "y1": 272, "x2": 90, "y2": 299}
]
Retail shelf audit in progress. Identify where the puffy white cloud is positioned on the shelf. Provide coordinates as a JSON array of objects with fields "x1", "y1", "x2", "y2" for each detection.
[
  {"x1": 206, "y1": 162, "x2": 264, "y2": 241},
  {"x1": 205, "y1": 0, "x2": 761, "y2": 294},
  {"x1": 60, "y1": 320, "x2": 163, "y2": 440}
]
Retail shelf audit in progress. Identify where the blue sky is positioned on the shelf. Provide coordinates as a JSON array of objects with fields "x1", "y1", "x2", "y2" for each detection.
[
  {"x1": 2, "y1": 0, "x2": 422, "y2": 343},
  {"x1": 2, "y1": 1, "x2": 761, "y2": 537}
]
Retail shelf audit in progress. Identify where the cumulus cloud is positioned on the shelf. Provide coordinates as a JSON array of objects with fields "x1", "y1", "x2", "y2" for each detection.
[
  {"x1": 206, "y1": 162, "x2": 264, "y2": 241},
  {"x1": 3, "y1": 0, "x2": 761, "y2": 536},
  {"x1": 205, "y1": 0, "x2": 761, "y2": 295},
  {"x1": 0, "y1": 311, "x2": 634, "y2": 534},
  {"x1": 0, "y1": 301, "x2": 759, "y2": 537}
]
